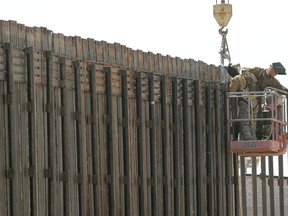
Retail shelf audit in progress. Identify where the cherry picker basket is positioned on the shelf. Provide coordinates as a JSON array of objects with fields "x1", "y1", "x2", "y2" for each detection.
[{"x1": 227, "y1": 87, "x2": 287, "y2": 157}]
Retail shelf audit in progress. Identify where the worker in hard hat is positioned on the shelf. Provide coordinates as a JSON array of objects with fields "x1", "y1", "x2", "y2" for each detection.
[
  {"x1": 245, "y1": 62, "x2": 287, "y2": 92},
  {"x1": 229, "y1": 62, "x2": 288, "y2": 93},
  {"x1": 242, "y1": 62, "x2": 288, "y2": 139}
]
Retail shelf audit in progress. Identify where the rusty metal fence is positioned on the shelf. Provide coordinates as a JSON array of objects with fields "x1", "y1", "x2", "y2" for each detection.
[{"x1": 0, "y1": 20, "x2": 287, "y2": 216}]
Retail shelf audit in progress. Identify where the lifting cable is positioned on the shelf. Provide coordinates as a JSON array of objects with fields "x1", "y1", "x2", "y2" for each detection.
[
  {"x1": 213, "y1": 0, "x2": 233, "y2": 73},
  {"x1": 219, "y1": 27, "x2": 230, "y2": 66}
]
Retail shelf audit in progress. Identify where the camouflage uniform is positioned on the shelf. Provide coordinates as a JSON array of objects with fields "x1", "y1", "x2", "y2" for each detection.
[
  {"x1": 247, "y1": 67, "x2": 288, "y2": 139},
  {"x1": 229, "y1": 72, "x2": 258, "y2": 140},
  {"x1": 247, "y1": 67, "x2": 288, "y2": 92}
]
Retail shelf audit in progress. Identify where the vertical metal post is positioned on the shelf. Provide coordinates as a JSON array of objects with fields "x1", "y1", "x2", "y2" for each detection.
[
  {"x1": 25, "y1": 47, "x2": 36, "y2": 216},
  {"x1": 148, "y1": 72, "x2": 157, "y2": 216},
  {"x1": 73, "y1": 60, "x2": 86, "y2": 216},
  {"x1": 233, "y1": 154, "x2": 240, "y2": 216},
  {"x1": 88, "y1": 63, "x2": 101, "y2": 216},
  {"x1": 119, "y1": 69, "x2": 131, "y2": 215},
  {"x1": 252, "y1": 157, "x2": 258, "y2": 215},
  {"x1": 260, "y1": 157, "x2": 267, "y2": 216},
  {"x1": 160, "y1": 75, "x2": 169, "y2": 215},
  {"x1": 268, "y1": 156, "x2": 275, "y2": 215},
  {"x1": 224, "y1": 88, "x2": 233, "y2": 216},
  {"x1": 195, "y1": 80, "x2": 207, "y2": 215},
  {"x1": 4, "y1": 42, "x2": 15, "y2": 216},
  {"x1": 172, "y1": 77, "x2": 180, "y2": 216},
  {"x1": 182, "y1": 78, "x2": 192, "y2": 215},
  {"x1": 44, "y1": 50, "x2": 55, "y2": 216},
  {"x1": 59, "y1": 57, "x2": 70, "y2": 216},
  {"x1": 240, "y1": 157, "x2": 247, "y2": 215},
  {"x1": 206, "y1": 82, "x2": 214, "y2": 215},
  {"x1": 278, "y1": 155, "x2": 284, "y2": 215},
  {"x1": 104, "y1": 67, "x2": 116, "y2": 216},
  {"x1": 135, "y1": 71, "x2": 145, "y2": 216},
  {"x1": 216, "y1": 84, "x2": 224, "y2": 216}
]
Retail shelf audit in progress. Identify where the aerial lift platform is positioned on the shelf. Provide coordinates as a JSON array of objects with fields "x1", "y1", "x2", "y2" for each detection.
[{"x1": 227, "y1": 87, "x2": 287, "y2": 157}]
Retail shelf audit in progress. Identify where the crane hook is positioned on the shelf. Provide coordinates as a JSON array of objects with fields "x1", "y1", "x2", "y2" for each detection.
[
  {"x1": 219, "y1": 26, "x2": 228, "y2": 36},
  {"x1": 213, "y1": 2, "x2": 232, "y2": 29}
]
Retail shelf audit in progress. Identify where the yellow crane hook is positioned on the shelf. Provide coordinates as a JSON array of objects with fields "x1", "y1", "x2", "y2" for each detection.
[
  {"x1": 213, "y1": 0, "x2": 233, "y2": 80},
  {"x1": 213, "y1": 0, "x2": 232, "y2": 34}
]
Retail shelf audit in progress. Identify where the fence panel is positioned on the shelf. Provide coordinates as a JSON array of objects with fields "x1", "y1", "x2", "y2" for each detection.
[{"x1": 0, "y1": 19, "x2": 287, "y2": 216}]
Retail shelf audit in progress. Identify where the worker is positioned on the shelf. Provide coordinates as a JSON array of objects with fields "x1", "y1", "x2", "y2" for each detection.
[
  {"x1": 229, "y1": 71, "x2": 259, "y2": 140},
  {"x1": 227, "y1": 62, "x2": 288, "y2": 92},
  {"x1": 245, "y1": 62, "x2": 288, "y2": 93},
  {"x1": 243, "y1": 62, "x2": 288, "y2": 139}
]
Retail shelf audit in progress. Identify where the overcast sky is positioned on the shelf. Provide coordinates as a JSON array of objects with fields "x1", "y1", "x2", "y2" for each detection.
[{"x1": 1, "y1": 0, "x2": 288, "y2": 85}]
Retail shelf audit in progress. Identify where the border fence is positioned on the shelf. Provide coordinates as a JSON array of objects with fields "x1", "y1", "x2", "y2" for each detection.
[{"x1": 0, "y1": 20, "x2": 287, "y2": 216}]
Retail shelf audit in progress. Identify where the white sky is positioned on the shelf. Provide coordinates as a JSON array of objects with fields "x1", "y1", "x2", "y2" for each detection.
[{"x1": 1, "y1": 0, "x2": 288, "y2": 86}]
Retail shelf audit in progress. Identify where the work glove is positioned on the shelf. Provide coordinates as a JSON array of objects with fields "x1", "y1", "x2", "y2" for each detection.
[{"x1": 226, "y1": 63, "x2": 240, "y2": 78}]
